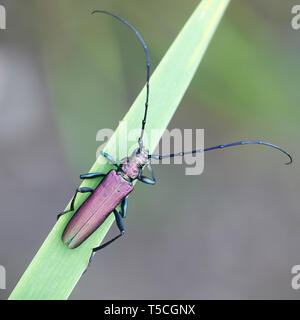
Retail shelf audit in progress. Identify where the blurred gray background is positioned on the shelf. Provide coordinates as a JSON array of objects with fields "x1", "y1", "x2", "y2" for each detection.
[{"x1": 0, "y1": 0, "x2": 299, "y2": 299}]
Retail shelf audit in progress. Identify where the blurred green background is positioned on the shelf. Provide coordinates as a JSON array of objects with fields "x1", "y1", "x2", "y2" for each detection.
[{"x1": 0, "y1": 0, "x2": 299, "y2": 299}]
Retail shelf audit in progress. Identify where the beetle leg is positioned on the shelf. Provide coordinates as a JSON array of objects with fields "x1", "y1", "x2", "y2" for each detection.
[
  {"x1": 87, "y1": 209, "x2": 125, "y2": 266},
  {"x1": 101, "y1": 151, "x2": 118, "y2": 167},
  {"x1": 57, "y1": 187, "x2": 94, "y2": 220},
  {"x1": 120, "y1": 197, "x2": 128, "y2": 218},
  {"x1": 80, "y1": 172, "x2": 106, "y2": 179},
  {"x1": 113, "y1": 208, "x2": 125, "y2": 234},
  {"x1": 139, "y1": 162, "x2": 156, "y2": 185},
  {"x1": 94, "y1": 209, "x2": 125, "y2": 251}
]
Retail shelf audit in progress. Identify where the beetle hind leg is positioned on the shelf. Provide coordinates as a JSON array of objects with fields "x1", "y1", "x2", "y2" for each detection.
[{"x1": 87, "y1": 207, "x2": 126, "y2": 268}]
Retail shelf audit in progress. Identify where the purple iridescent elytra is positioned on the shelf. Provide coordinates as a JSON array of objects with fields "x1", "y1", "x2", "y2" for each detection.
[{"x1": 62, "y1": 170, "x2": 133, "y2": 248}]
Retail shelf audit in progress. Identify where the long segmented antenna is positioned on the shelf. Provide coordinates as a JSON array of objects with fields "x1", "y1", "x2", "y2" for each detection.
[
  {"x1": 92, "y1": 10, "x2": 150, "y2": 150},
  {"x1": 150, "y1": 140, "x2": 292, "y2": 165}
]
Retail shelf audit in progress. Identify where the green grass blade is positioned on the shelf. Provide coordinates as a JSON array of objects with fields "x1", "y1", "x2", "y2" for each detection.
[{"x1": 9, "y1": 0, "x2": 230, "y2": 300}]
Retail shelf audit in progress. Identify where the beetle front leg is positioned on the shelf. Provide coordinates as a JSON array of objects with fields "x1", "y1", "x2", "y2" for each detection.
[
  {"x1": 139, "y1": 162, "x2": 156, "y2": 185},
  {"x1": 101, "y1": 151, "x2": 118, "y2": 167},
  {"x1": 57, "y1": 187, "x2": 94, "y2": 220}
]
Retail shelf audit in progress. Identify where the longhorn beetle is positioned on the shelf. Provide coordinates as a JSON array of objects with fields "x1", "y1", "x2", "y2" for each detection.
[{"x1": 59, "y1": 11, "x2": 292, "y2": 266}]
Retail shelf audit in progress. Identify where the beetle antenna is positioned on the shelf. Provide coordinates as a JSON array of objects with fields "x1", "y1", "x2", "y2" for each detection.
[
  {"x1": 92, "y1": 10, "x2": 150, "y2": 151},
  {"x1": 149, "y1": 140, "x2": 292, "y2": 165}
]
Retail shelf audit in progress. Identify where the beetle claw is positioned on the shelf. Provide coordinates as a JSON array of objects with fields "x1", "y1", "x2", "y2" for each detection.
[{"x1": 82, "y1": 252, "x2": 95, "y2": 275}]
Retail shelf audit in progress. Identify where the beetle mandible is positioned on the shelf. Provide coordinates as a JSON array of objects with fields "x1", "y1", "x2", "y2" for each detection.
[{"x1": 58, "y1": 11, "x2": 292, "y2": 266}]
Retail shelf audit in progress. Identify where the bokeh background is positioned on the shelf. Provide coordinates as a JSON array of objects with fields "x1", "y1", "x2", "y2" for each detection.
[{"x1": 0, "y1": 0, "x2": 299, "y2": 299}]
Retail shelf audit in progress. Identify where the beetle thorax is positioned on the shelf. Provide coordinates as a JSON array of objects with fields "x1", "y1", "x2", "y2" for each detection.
[{"x1": 120, "y1": 147, "x2": 149, "y2": 180}]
